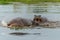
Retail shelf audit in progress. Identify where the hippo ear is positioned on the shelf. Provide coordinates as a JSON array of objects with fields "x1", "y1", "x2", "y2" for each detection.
[
  {"x1": 34, "y1": 15, "x2": 37, "y2": 17},
  {"x1": 39, "y1": 15, "x2": 41, "y2": 17}
]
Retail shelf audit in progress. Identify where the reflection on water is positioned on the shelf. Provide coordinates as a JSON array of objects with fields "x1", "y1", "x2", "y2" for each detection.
[
  {"x1": 9, "y1": 32, "x2": 29, "y2": 36},
  {"x1": 9, "y1": 32, "x2": 40, "y2": 36}
]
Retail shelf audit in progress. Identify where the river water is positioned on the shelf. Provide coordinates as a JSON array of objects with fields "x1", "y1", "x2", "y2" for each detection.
[{"x1": 0, "y1": 4, "x2": 60, "y2": 40}]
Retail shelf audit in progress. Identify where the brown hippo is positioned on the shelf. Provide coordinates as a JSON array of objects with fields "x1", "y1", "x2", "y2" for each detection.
[
  {"x1": 32, "y1": 15, "x2": 48, "y2": 26},
  {"x1": 1, "y1": 17, "x2": 32, "y2": 27}
]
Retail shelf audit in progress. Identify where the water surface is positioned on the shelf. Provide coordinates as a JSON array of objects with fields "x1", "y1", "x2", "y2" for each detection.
[{"x1": 0, "y1": 3, "x2": 60, "y2": 40}]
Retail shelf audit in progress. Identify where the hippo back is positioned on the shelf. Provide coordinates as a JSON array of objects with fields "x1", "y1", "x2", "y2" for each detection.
[{"x1": 8, "y1": 17, "x2": 32, "y2": 26}]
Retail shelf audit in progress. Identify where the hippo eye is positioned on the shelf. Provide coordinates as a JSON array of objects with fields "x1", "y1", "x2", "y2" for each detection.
[{"x1": 36, "y1": 19, "x2": 39, "y2": 21}]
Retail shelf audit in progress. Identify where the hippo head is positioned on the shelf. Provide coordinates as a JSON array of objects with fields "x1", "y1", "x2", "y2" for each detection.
[{"x1": 32, "y1": 15, "x2": 42, "y2": 25}]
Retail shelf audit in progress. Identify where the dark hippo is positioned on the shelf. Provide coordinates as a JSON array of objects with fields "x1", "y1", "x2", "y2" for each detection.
[{"x1": 1, "y1": 15, "x2": 48, "y2": 27}]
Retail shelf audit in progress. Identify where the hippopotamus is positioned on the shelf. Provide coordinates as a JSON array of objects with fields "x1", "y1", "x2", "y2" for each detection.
[{"x1": 1, "y1": 15, "x2": 48, "y2": 27}]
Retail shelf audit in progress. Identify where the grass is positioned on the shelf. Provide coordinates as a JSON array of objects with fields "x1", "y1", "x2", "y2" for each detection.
[{"x1": 0, "y1": 0, "x2": 60, "y2": 4}]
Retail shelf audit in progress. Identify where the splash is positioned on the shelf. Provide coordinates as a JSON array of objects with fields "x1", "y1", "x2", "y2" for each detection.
[{"x1": 1, "y1": 20, "x2": 8, "y2": 27}]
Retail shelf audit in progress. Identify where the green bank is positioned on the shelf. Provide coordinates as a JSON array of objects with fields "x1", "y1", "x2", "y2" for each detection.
[{"x1": 0, "y1": 0, "x2": 60, "y2": 4}]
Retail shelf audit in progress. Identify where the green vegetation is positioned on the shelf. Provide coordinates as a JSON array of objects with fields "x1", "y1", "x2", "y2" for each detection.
[
  {"x1": 0, "y1": 0, "x2": 60, "y2": 4},
  {"x1": 9, "y1": 26, "x2": 31, "y2": 30}
]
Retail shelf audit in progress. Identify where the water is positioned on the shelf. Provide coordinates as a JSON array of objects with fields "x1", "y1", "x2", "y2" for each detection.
[
  {"x1": 0, "y1": 3, "x2": 60, "y2": 40},
  {"x1": 0, "y1": 27, "x2": 60, "y2": 40}
]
